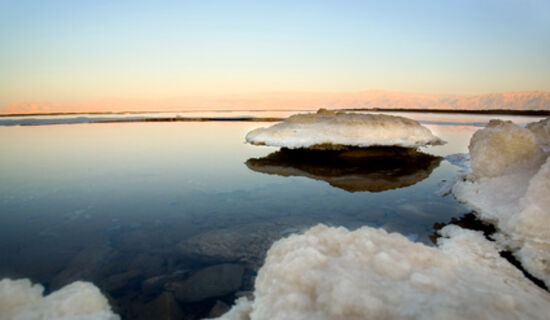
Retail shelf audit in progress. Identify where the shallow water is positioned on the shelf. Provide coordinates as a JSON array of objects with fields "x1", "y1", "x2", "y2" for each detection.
[{"x1": 0, "y1": 112, "x2": 545, "y2": 319}]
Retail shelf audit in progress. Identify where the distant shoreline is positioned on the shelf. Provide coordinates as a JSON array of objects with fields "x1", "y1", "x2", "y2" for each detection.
[
  {"x1": 0, "y1": 109, "x2": 301, "y2": 117},
  {"x1": 339, "y1": 108, "x2": 550, "y2": 116},
  {"x1": 1, "y1": 108, "x2": 549, "y2": 118},
  {"x1": 0, "y1": 116, "x2": 284, "y2": 127}
]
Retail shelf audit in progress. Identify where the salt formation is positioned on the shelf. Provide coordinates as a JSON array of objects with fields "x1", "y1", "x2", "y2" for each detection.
[
  {"x1": 468, "y1": 120, "x2": 544, "y2": 178},
  {"x1": 245, "y1": 109, "x2": 444, "y2": 149},
  {"x1": 211, "y1": 224, "x2": 550, "y2": 320},
  {"x1": 453, "y1": 118, "x2": 550, "y2": 286},
  {"x1": 246, "y1": 148, "x2": 441, "y2": 192},
  {"x1": 526, "y1": 118, "x2": 550, "y2": 153},
  {"x1": 0, "y1": 278, "x2": 119, "y2": 320}
]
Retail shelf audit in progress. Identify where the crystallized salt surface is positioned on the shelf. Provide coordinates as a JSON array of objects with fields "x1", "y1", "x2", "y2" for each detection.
[
  {"x1": 210, "y1": 224, "x2": 550, "y2": 320},
  {"x1": 527, "y1": 118, "x2": 550, "y2": 153},
  {"x1": 0, "y1": 278, "x2": 119, "y2": 320},
  {"x1": 245, "y1": 109, "x2": 445, "y2": 149},
  {"x1": 453, "y1": 118, "x2": 550, "y2": 287},
  {"x1": 468, "y1": 120, "x2": 544, "y2": 178}
]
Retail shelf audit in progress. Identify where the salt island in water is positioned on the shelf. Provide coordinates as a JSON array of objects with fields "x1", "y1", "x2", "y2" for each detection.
[
  {"x1": 245, "y1": 109, "x2": 445, "y2": 149},
  {"x1": 1, "y1": 110, "x2": 549, "y2": 319}
]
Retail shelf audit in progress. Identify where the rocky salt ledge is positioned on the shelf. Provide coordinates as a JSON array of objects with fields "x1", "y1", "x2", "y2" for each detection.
[
  {"x1": 211, "y1": 225, "x2": 550, "y2": 320},
  {"x1": 453, "y1": 117, "x2": 550, "y2": 287},
  {"x1": 245, "y1": 109, "x2": 445, "y2": 149}
]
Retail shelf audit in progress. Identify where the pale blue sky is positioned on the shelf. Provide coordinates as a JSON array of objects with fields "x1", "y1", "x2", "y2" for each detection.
[{"x1": 1, "y1": 0, "x2": 549, "y2": 107}]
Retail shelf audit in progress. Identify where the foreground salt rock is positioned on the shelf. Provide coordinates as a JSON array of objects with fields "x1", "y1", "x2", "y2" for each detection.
[
  {"x1": 0, "y1": 278, "x2": 119, "y2": 320},
  {"x1": 245, "y1": 109, "x2": 444, "y2": 149},
  {"x1": 210, "y1": 224, "x2": 550, "y2": 320},
  {"x1": 526, "y1": 118, "x2": 550, "y2": 153},
  {"x1": 453, "y1": 118, "x2": 550, "y2": 287}
]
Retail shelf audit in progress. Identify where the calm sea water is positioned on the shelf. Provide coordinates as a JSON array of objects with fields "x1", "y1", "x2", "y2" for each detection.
[{"x1": 0, "y1": 112, "x2": 544, "y2": 319}]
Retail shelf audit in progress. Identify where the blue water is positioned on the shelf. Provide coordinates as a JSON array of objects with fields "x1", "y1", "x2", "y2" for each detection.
[{"x1": 0, "y1": 113, "x2": 544, "y2": 319}]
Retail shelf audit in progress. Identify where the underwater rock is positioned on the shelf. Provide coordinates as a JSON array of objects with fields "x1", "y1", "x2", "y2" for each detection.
[
  {"x1": 166, "y1": 264, "x2": 244, "y2": 303},
  {"x1": 0, "y1": 278, "x2": 119, "y2": 320},
  {"x1": 208, "y1": 300, "x2": 231, "y2": 318},
  {"x1": 178, "y1": 223, "x2": 288, "y2": 269},
  {"x1": 142, "y1": 273, "x2": 188, "y2": 295},
  {"x1": 211, "y1": 224, "x2": 550, "y2": 320},
  {"x1": 50, "y1": 245, "x2": 115, "y2": 290},
  {"x1": 133, "y1": 291, "x2": 183, "y2": 320},
  {"x1": 246, "y1": 147, "x2": 442, "y2": 192},
  {"x1": 245, "y1": 109, "x2": 444, "y2": 149}
]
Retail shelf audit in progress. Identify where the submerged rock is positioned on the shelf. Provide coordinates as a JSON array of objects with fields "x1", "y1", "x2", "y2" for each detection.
[
  {"x1": 208, "y1": 300, "x2": 231, "y2": 318},
  {"x1": 132, "y1": 292, "x2": 183, "y2": 320},
  {"x1": 246, "y1": 109, "x2": 445, "y2": 149},
  {"x1": 50, "y1": 245, "x2": 115, "y2": 290},
  {"x1": 178, "y1": 223, "x2": 288, "y2": 269},
  {"x1": 246, "y1": 147, "x2": 442, "y2": 192},
  {"x1": 166, "y1": 264, "x2": 244, "y2": 303},
  {"x1": 142, "y1": 273, "x2": 189, "y2": 295}
]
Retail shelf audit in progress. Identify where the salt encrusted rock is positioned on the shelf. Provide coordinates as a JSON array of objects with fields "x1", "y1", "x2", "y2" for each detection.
[
  {"x1": 527, "y1": 117, "x2": 550, "y2": 153},
  {"x1": 454, "y1": 117, "x2": 550, "y2": 287},
  {"x1": 211, "y1": 224, "x2": 550, "y2": 320},
  {"x1": 468, "y1": 119, "x2": 544, "y2": 178},
  {"x1": 245, "y1": 109, "x2": 445, "y2": 150},
  {"x1": 0, "y1": 278, "x2": 119, "y2": 320}
]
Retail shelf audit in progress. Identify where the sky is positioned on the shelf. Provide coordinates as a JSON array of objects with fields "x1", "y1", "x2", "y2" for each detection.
[{"x1": 1, "y1": 0, "x2": 549, "y2": 111}]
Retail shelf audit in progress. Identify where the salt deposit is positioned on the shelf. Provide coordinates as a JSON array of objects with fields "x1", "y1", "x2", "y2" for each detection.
[
  {"x1": 468, "y1": 120, "x2": 544, "y2": 178},
  {"x1": 453, "y1": 117, "x2": 550, "y2": 286},
  {"x1": 527, "y1": 118, "x2": 550, "y2": 153},
  {"x1": 211, "y1": 224, "x2": 550, "y2": 320},
  {"x1": 245, "y1": 109, "x2": 444, "y2": 149},
  {"x1": 0, "y1": 278, "x2": 119, "y2": 320}
]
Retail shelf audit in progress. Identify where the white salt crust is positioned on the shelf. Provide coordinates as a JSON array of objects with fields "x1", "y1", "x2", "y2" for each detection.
[
  {"x1": 453, "y1": 118, "x2": 550, "y2": 287},
  {"x1": 245, "y1": 109, "x2": 444, "y2": 149},
  {"x1": 211, "y1": 224, "x2": 550, "y2": 320},
  {"x1": 0, "y1": 278, "x2": 119, "y2": 320}
]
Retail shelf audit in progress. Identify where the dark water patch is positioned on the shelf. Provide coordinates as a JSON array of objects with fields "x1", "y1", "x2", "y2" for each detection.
[{"x1": 246, "y1": 147, "x2": 442, "y2": 193}]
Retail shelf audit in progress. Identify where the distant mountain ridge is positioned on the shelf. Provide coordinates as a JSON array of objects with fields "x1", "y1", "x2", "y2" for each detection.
[{"x1": 2, "y1": 90, "x2": 549, "y2": 115}]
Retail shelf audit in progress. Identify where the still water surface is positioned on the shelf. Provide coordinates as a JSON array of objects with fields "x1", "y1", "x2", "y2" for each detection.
[{"x1": 0, "y1": 112, "x2": 544, "y2": 318}]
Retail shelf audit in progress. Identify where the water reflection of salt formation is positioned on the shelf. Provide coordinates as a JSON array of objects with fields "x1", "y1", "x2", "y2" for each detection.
[{"x1": 246, "y1": 147, "x2": 442, "y2": 192}]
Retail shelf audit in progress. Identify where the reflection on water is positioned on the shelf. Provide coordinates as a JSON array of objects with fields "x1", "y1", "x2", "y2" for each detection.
[{"x1": 246, "y1": 147, "x2": 442, "y2": 192}]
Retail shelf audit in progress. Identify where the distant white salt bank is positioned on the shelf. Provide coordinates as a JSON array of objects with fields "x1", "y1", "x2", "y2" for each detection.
[
  {"x1": 245, "y1": 109, "x2": 445, "y2": 149},
  {"x1": 0, "y1": 278, "x2": 119, "y2": 320},
  {"x1": 212, "y1": 224, "x2": 550, "y2": 320},
  {"x1": 453, "y1": 117, "x2": 550, "y2": 287}
]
